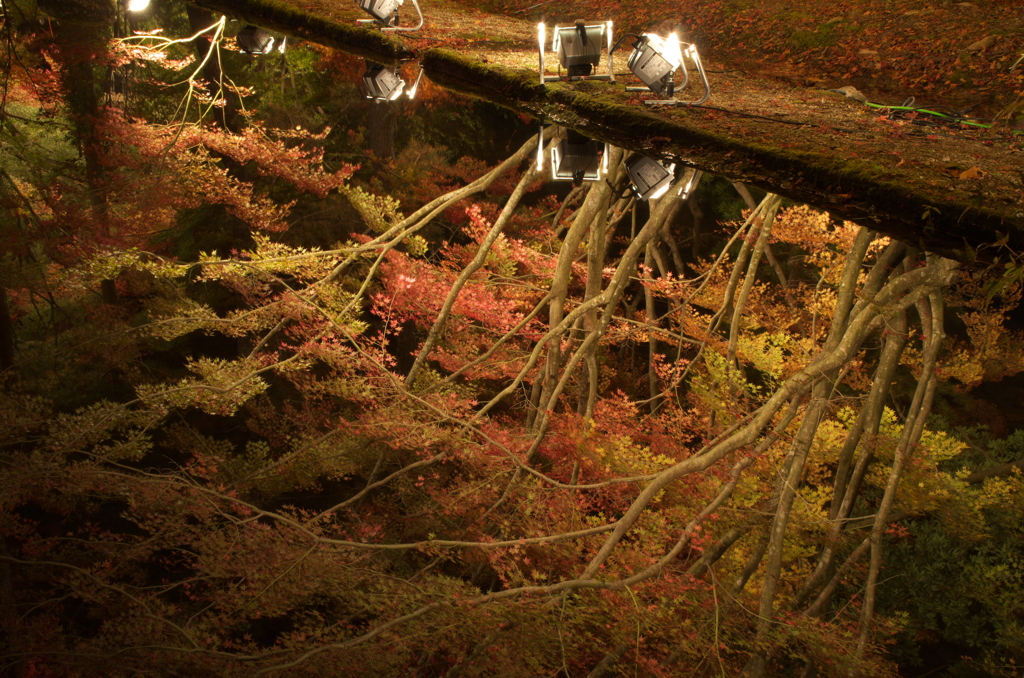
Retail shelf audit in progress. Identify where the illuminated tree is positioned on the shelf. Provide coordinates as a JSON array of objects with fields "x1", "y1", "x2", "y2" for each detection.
[{"x1": 2, "y1": 3, "x2": 1023, "y2": 677}]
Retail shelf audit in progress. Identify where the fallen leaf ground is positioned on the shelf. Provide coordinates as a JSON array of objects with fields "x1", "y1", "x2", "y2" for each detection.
[{"x1": 477, "y1": 0, "x2": 1024, "y2": 118}]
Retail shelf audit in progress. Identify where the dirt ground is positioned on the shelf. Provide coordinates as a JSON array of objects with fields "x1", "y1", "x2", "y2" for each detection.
[{"x1": 476, "y1": 0, "x2": 1024, "y2": 120}]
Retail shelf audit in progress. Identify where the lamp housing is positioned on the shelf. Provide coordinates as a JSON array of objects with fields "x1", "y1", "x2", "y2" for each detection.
[
  {"x1": 236, "y1": 25, "x2": 275, "y2": 55},
  {"x1": 359, "y1": 0, "x2": 402, "y2": 26},
  {"x1": 627, "y1": 34, "x2": 682, "y2": 98},
  {"x1": 555, "y1": 22, "x2": 603, "y2": 77},
  {"x1": 625, "y1": 33, "x2": 711, "y2": 106},
  {"x1": 625, "y1": 154, "x2": 674, "y2": 201}
]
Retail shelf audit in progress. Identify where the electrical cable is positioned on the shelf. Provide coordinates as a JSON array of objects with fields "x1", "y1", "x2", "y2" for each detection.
[
  {"x1": 864, "y1": 101, "x2": 1021, "y2": 134},
  {"x1": 609, "y1": 32, "x2": 643, "y2": 57}
]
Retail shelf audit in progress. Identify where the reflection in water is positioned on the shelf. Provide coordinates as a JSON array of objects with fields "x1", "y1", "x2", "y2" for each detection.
[
  {"x1": 538, "y1": 125, "x2": 705, "y2": 200},
  {"x1": 360, "y1": 59, "x2": 423, "y2": 102},
  {"x1": 236, "y1": 25, "x2": 280, "y2": 55},
  {"x1": 625, "y1": 154, "x2": 673, "y2": 201},
  {"x1": 543, "y1": 127, "x2": 609, "y2": 186},
  {"x1": 8, "y1": 5, "x2": 987, "y2": 677}
]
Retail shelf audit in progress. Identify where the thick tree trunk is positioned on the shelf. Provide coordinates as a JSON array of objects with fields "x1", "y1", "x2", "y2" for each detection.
[{"x1": 367, "y1": 101, "x2": 397, "y2": 160}]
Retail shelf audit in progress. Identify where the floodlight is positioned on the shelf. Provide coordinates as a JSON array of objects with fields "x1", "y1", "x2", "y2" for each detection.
[
  {"x1": 539, "y1": 20, "x2": 614, "y2": 83},
  {"x1": 126, "y1": 0, "x2": 150, "y2": 11},
  {"x1": 362, "y1": 63, "x2": 405, "y2": 102},
  {"x1": 236, "y1": 25, "x2": 275, "y2": 55},
  {"x1": 625, "y1": 154, "x2": 675, "y2": 201},
  {"x1": 550, "y1": 129, "x2": 607, "y2": 186},
  {"x1": 626, "y1": 33, "x2": 710, "y2": 105},
  {"x1": 356, "y1": 0, "x2": 423, "y2": 32},
  {"x1": 557, "y1": 22, "x2": 601, "y2": 77},
  {"x1": 627, "y1": 33, "x2": 682, "y2": 98},
  {"x1": 360, "y1": 61, "x2": 423, "y2": 103}
]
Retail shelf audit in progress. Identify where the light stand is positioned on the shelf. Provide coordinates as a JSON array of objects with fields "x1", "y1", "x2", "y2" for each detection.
[
  {"x1": 676, "y1": 168, "x2": 703, "y2": 199},
  {"x1": 356, "y1": 0, "x2": 423, "y2": 32},
  {"x1": 538, "y1": 20, "x2": 614, "y2": 84}
]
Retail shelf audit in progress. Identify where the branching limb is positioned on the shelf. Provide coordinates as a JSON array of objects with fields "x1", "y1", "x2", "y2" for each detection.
[
  {"x1": 854, "y1": 285, "x2": 946, "y2": 667},
  {"x1": 405, "y1": 160, "x2": 543, "y2": 387}
]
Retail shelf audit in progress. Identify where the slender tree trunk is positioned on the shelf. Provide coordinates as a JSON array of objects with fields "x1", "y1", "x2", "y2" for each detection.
[
  {"x1": 854, "y1": 286, "x2": 947, "y2": 668},
  {"x1": 0, "y1": 288, "x2": 15, "y2": 372},
  {"x1": 644, "y1": 237, "x2": 661, "y2": 413},
  {"x1": 367, "y1": 101, "x2": 397, "y2": 161},
  {"x1": 51, "y1": 19, "x2": 118, "y2": 304}
]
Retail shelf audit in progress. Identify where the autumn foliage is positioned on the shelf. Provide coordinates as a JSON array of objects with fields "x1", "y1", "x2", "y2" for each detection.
[{"x1": 2, "y1": 4, "x2": 1024, "y2": 678}]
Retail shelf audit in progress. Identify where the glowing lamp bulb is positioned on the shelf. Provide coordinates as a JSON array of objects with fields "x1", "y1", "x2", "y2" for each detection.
[{"x1": 126, "y1": 0, "x2": 150, "y2": 11}]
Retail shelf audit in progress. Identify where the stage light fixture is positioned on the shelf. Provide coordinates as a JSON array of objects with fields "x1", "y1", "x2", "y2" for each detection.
[
  {"x1": 360, "y1": 61, "x2": 423, "y2": 103},
  {"x1": 625, "y1": 154, "x2": 675, "y2": 201},
  {"x1": 549, "y1": 129, "x2": 608, "y2": 186},
  {"x1": 236, "y1": 25, "x2": 275, "y2": 55},
  {"x1": 538, "y1": 20, "x2": 614, "y2": 83},
  {"x1": 357, "y1": 0, "x2": 423, "y2": 32},
  {"x1": 627, "y1": 33, "x2": 681, "y2": 98},
  {"x1": 626, "y1": 33, "x2": 710, "y2": 105}
]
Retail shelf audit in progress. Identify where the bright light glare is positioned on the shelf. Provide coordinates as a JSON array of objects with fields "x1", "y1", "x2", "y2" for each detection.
[
  {"x1": 649, "y1": 182, "x2": 672, "y2": 201},
  {"x1": 536, "y1": 128, "x2": 544, "y2": 171},
  {"x1": 127, "y1": 0, "x2": 150, "y2": 11},
  {"x1": 677, "y1": 169, "x2": 702, "y2": 198},
  {"x1": 645, "y1": 32, "x2": 683, "y2": 70}
]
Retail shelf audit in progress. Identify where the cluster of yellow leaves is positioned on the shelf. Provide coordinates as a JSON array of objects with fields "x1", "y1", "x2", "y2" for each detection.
[
  {"x1": 342, "y1": 185, "x2": 404, "y2": 232},
  {"x1": 136, "y1": 356, "x2": 273, "y2": 416},
  {"x1": 937, "y1": 267, "x2": 1024, "y2": 386},
  {"x1": 596, "y1": 435, "x2": 675, "y2": 477},
  {"x1": 736, "y1": 330, "x2": 792, "y2": 381}
]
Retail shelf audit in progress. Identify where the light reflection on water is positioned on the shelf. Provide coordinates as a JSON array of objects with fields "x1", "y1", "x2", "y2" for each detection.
[{"x1": 115, "y1": 0, "x2": 722, "y2": 260}]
